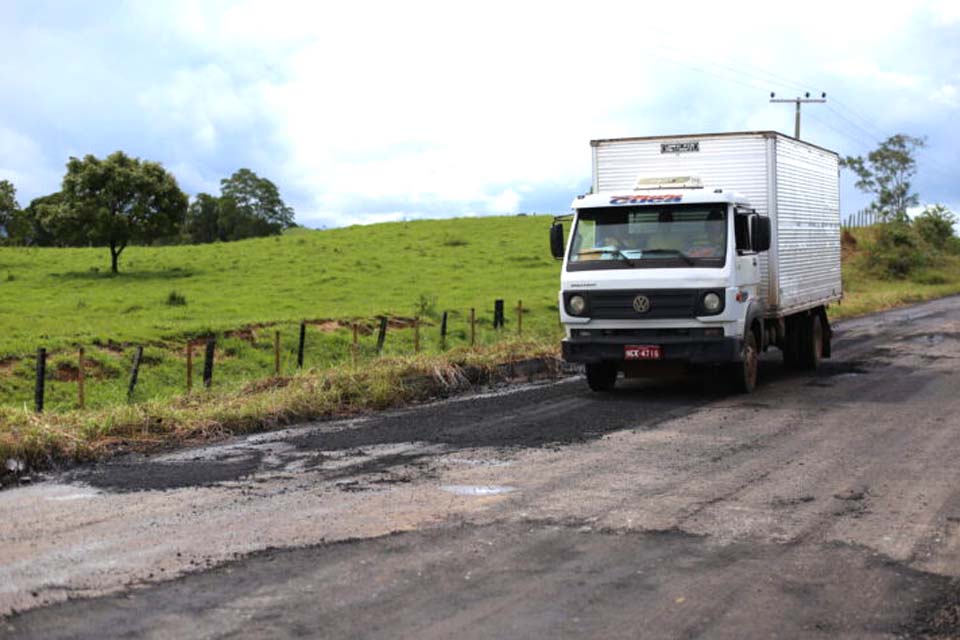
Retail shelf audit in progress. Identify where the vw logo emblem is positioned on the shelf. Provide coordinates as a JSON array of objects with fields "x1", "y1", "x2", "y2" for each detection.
[{"x1": 633, "y1": 295, "x2": 651, "y2": 314}]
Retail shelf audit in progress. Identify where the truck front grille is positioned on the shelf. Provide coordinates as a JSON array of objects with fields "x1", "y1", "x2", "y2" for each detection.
[{"x1": 565, "y1": 289, "x2": 701, "y2": 319}]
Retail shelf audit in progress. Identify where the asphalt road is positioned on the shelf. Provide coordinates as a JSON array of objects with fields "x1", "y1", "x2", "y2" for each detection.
[{"x1": 3, "y1": 297, "x2": 960, "y2": 639}]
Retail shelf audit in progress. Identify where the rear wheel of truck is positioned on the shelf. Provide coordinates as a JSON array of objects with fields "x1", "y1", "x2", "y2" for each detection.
[
  {"x1": 797, "y1": 313, "x2": 823, "y2": 370},
  {"x1": 730, "y1": 331, "x2": 759, "y2": 393},
  {"x1": 585, "y1": 363, "x2": 618, "y2": 392}
]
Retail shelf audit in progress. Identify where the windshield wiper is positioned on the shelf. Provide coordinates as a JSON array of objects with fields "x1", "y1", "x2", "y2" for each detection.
[
  {"x1": 576, "y1": 248, "x2": 637, "y2": 265},
  {"x1": 640, "y1": 249, "x2": 695, "y2": 265}
]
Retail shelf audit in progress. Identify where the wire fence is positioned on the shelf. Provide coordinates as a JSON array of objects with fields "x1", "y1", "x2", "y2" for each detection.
[{"x1": 25, "y1": 298, "x2": 538, "y2": 413}]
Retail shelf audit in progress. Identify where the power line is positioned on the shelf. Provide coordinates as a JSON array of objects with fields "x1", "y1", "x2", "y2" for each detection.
[
  {"x1": 803, "y1": 111, "x2": 874, "y2": 153},
  {"x1": 824, "y1": 104, "x2": 882, "y2": 146},
  {"x1": 829, "y1": 97, "x2": 890, "y2": 141}
]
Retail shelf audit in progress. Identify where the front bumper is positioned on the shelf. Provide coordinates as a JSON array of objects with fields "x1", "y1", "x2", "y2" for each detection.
[{"x1": 562, "y1": 335, "x2": 743, "y2": 365}]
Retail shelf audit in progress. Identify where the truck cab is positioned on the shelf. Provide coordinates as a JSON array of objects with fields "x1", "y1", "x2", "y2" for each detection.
[{"x1": 551, "y1": 179, "x2": 771, "y2": 392}]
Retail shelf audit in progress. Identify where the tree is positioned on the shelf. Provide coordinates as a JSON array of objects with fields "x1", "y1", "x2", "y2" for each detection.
[
  {"x1": 840, "y1": 134, "x2": 925, "y2": 222},
  {"x1": 11, "y1": 192, "x2": 66, "y2": 246},
  {"x1": 0, "y1": 179, "x2": 18, "y2": 242},
  {"x1": 59, "y1": 152, "x2": 188, "y2": 273},
  {"x1": 184, "y1": 193, "x2": 223, "y2": 244},
  {"x1": 219, "y1": 168, "x2": 295, "y2": 238}
]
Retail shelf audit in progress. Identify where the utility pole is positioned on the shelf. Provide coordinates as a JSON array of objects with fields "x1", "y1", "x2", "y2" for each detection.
[{"x1": 770, "y1": 92, "x2": 826, "y2": 140}]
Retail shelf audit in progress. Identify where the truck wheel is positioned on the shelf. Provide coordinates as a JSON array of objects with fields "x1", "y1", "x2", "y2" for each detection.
[
  {"x1": 585, "y1": 363, "x2": 618, "y2": 392},
  {"x1": 797, "y1": 314, "x2": 823, "y2": 370},
  {"x1": 731, "y1": 331, "x2": 759, "y2": 393}
]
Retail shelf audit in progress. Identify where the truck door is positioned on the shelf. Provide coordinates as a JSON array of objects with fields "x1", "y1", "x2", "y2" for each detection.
[{"x1": 733, "y1": 207, "x2": 761, "y2": 292}]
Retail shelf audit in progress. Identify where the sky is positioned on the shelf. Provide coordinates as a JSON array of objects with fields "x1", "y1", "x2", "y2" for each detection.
[{"x1": 0, "y1": 0, "x2": 957, "y2": 228}]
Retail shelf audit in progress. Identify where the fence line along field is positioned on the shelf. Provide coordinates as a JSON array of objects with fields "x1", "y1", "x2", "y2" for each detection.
[{"x1": 0, "y1": 215, "x2": 563, "y2": 412}]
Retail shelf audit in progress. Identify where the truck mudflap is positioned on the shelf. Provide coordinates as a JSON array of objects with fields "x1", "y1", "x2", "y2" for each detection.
[{"x1": 562, "y1": 336, "x2": 743, "y2": 365}]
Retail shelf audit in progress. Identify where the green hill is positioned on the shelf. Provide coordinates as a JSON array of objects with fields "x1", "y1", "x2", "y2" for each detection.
[{"x1": 0, "y1": 215, "x2": 562, "y2": 411}]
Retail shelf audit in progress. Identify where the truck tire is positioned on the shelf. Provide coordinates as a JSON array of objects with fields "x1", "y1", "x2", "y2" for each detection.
[
  {"x1": 797, "y1": 314, "x2": 824, "y2": 370},
  {"x1": 585, "y1": 363, "x2": 618, "y2": 392},
  {"x1": 730, "y1": 331, "x2": 759, "y2": 393}
]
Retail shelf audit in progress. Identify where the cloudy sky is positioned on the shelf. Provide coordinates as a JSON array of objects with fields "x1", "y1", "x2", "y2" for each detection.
[{"x1": 0, "y1": 0, "x2": 957, "y2": 227}]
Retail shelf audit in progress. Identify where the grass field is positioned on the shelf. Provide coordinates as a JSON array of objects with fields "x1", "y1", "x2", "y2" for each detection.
[{"x1": 0, "y1": 216, "x2": 563, "y2": 412}]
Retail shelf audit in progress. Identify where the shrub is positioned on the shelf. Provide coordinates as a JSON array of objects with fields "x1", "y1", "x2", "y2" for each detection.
[
  {"x1": 913, "y1": 205, "x2": 956, "y2": 251},
  {"x1": 166, "y1": 291, "x2": 188, "y2": 306},
  {"x1": 865, "y1": 222, "x2": 927, "y2": 279},
  {"x1": 910, "y1": 270, "x2": 949, "y2": 285}
]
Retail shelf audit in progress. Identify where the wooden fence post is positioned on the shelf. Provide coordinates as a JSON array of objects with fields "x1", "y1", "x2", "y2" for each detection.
[
  {"x1": 203, "y1": 339, "x2": 215, "y2": 388},
  {"x1": 352, "y1": 323, "x2": 359, "y2": 365},
  {"x1": 35, "y1": 348, "x2": 46, "y2": 413},
  {"x1": 494, "y1": 299, "x2": 504, "y2": 330},
  {"x1": 77, "y1": 347, "x2": 85, "y2": 410},
  {"x1": 186, "y1": 343, "x2": 193, "y2": 392},
  {"x1": 440, "y1": 311, "x2": 448, "y2": 350},
  {"x1": 297, "y1": 321, "x2": 306, "y2": 369},
  {"x1": 274, "y1": 330, "x2": 281, "y2": 375},
  {"x1": 127, "y1": 346, "x2": 143, "y2": 402},
  {"x1": 470, "y1": 308, "x2": 476, "y2": 347},
  {"x1": 376, "y1": 316, "x2": 388, "y2": 356},
  {"x1": 517, "y1": 299, "x2": 523, "y2": 335}
]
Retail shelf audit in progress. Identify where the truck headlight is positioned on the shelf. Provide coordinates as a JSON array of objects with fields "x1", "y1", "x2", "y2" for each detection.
[
  {"x1": 568, "y1": 295, "x2": 587, "y2": 316},
  {"x1": 702, "y1": 292, "x2": 722, "y2": 313}
]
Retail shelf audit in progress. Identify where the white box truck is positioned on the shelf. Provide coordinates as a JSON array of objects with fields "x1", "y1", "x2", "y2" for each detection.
[{"x1": 550, "y1": 131, "x2": 842, "y2": 392}]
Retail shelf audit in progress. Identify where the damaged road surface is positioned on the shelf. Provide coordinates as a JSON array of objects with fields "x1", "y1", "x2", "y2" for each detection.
[{"x1": 4, "y1": 297, "x2": 960, "y2": 639}]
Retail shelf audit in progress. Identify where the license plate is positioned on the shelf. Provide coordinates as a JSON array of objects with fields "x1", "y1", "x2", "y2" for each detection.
[{"x1": 625, "y1": 345, "x2": 662, "y2": 360}]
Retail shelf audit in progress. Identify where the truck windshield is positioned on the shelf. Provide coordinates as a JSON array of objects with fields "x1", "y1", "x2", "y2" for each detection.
[{"x1": 567, "y1": 204, "x2": 727, "y2": 271}]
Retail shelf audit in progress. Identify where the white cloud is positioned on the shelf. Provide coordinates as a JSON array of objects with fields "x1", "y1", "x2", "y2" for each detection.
[
  {"x1": 931, "y1": 84, "x2": 959, "y2": 108},
  {"x1": 0, "y1": 128, "x2": 60, "y2": 201}
]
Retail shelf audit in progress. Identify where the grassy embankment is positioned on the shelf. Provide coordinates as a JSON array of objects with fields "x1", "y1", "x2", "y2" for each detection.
[
  {"x1": 832, "y1": 226, "x2": 960, "y2": 319},
  {"x1": 1, "y1": 218, "x2": 958, "y2": 469}
]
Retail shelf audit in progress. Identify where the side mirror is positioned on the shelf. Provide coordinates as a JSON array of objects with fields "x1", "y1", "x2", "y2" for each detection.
[
  {"x1": 550, "y1": 223, "x2": 565, "y2": 259},
  {"x1": 751, "y1": 216, "x2": 771, "y2": 252}
]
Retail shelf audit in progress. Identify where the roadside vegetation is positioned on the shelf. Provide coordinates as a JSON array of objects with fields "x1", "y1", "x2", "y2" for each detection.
[{"x1": 836, "y1": 213, "x2": 960, "y2": 319}]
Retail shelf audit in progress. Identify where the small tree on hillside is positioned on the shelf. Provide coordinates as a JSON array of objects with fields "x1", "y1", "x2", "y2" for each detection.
[
  {"x1": 59, "y1": 152, "x2": 188, "y2": 273},
  {"x1": 840, "y1": 134, "x2": 925, "y2": 222},
  {"x1": 0, "y1": 179, "x2": 18, "y2": 242}
]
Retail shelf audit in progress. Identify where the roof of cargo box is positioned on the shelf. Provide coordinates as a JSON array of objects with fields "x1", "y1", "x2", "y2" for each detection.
[{"x1": 589, "y1": 130, "x2": 839, "y2": 157}]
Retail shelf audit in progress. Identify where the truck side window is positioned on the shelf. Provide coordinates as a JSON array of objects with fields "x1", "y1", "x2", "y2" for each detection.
[{"x1": 734, "y1": 214, "x2": 753, "y2": 254}]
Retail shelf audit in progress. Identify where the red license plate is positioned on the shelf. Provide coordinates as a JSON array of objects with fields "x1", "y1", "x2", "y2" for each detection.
[{"x1": 625, "y1": 345, "x2": 662, "y2": 360}]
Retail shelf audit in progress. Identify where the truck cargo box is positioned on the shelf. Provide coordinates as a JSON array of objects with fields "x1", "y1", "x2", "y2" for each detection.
[{"x1": 590, "y1": 131, "x2": 841, "y2": 315}]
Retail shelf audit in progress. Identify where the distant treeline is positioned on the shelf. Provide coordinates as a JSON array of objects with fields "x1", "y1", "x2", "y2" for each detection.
[{"x1": 0, "y1": 152, "x2": 295, "y2": 271}]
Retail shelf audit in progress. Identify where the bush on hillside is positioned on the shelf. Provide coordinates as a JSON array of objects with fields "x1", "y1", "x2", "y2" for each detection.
[
  {"x1": 865, "y1": 222, "x2": 928, "y2": 279},
  {"x1": 913, "y1": 205, "x2": 957, "y2": 252}
]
